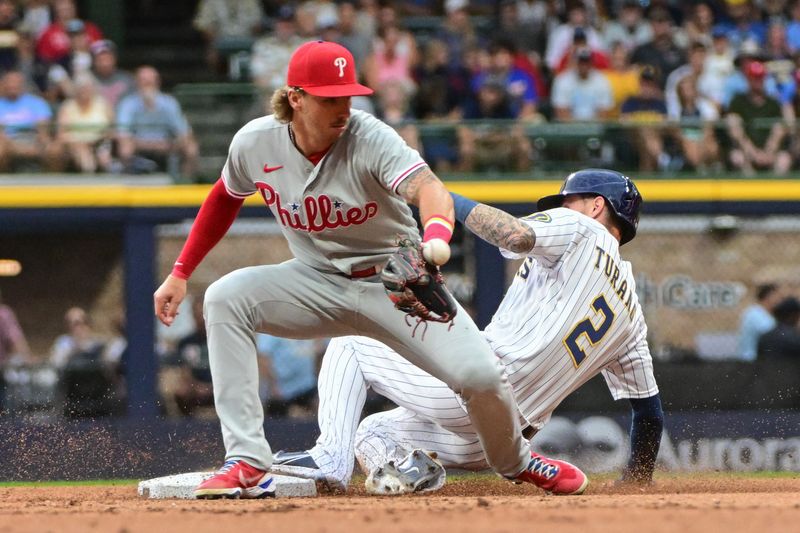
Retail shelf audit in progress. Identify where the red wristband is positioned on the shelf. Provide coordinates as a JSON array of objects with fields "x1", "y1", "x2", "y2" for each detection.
[{"x1": 422, "y1": 214, "x2": 454, "y2": 243}]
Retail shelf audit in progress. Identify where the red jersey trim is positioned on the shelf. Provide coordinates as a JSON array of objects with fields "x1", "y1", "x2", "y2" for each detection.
[{"x1": 390, "y1": 162, "x2": 428, "y2": 192}]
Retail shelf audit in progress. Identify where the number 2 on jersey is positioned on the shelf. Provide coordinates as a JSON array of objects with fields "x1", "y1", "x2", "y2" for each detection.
[{"x1": 563, "y1": 295, "x2": 615, "y2": 367}]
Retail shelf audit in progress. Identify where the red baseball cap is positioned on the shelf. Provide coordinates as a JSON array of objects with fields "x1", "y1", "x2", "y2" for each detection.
[
  {"x1": 287, "y1": 41, "x2": 373, "y2": 97},
  {"x1": 745, "y1": 61, "x2": 766, "y2": 79}
]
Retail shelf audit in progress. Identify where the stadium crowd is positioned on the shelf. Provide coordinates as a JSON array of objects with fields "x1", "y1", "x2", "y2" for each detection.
[
  {"x1": 4, "y1": 0, "x2": 800, "y2": 419},
  {"x1": 0, "y1": 0, "x2": 800, "y2": 179}
]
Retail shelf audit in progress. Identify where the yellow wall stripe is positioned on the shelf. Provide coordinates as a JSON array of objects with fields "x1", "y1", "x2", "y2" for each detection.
[{"x1": 2, "y1": 180, "x2": 800, "y2": 208}]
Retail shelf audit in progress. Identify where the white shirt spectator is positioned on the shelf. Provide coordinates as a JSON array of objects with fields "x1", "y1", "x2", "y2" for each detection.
[
  {"x1": 192, "y1": 0, "x2": 264, "y2": 39},
  {"x1": 664, "y1": 64, "x2": 718, "y2": 119},
  {"x1": 602, "y1": 20, "x2": 652, "y2": 51},
  {"x1": 551, "y1": 69, "x2": 613, "y2": 120}
]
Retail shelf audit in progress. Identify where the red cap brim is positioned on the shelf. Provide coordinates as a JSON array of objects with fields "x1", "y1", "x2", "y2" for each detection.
[{"x1": 301, "y1": 83, "x2": 374, "y2": 97}]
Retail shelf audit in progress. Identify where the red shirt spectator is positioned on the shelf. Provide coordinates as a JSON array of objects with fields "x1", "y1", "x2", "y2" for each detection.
[
  {"x1": 36, "y1": 18, "x2": 102, "y2": 64},
  {"x1": 553, "y1": 27, "x2": 610, "y2": 75},
  {"x1": 35, "y1": 0, "x2": 102, "y2": 64}
]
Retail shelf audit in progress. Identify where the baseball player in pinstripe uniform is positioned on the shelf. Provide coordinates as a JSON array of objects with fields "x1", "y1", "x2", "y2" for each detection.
[
  {"x1": 272, "y1": 169, "x2": 664, "y2": 493},
  {"x1": 153, "y1": 41, "x2": 587, "y2": 499}
]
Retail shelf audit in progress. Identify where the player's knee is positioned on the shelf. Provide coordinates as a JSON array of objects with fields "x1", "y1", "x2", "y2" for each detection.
[
  {"x1": 354, "y1": 414, "x2": 392, "y2": 474},
  {"x1": 204, "y1": 274, "x2": 247, "y2": 322},
  {"x1": 449, "y1": 359, "x2": 505, "y2": 394}
]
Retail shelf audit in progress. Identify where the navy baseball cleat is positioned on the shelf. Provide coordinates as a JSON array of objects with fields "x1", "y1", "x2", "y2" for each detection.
[
  {"x1": 194, "y1": 459, "x2": 275, "y2": 499},
  {"x1": 271, "y1": 450, "x2": 347, "y2": 492},
  {"x1": 512, "y1": 451, "x2": 589, "y2": 495}
]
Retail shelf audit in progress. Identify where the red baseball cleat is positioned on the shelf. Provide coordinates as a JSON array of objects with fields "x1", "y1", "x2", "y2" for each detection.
[
  {"x1": 513, "y1": 452, "x2": 589, "y2": 495},
  {"x1": 195, "y1": 460, "x2": 275, "y2": 499}
]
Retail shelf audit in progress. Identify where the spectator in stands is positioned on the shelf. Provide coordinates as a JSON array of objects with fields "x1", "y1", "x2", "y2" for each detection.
[
  {"x1": 90, "y1": 40, "x2": 134, "y2": 110},
  {"x1": 725, "y1": 61, "x2": 792, "y2": 174},
  {"x1": 250, "y1": 6, "x2": 305, "y2": 93},
  {"x1": 374, "y1": 79, "x2": 422, "y2": 153},
  {"x1": 722, "y1": 40, "x2": 787, "y2": 113},
  {"x1": 704, "y1": 28, "x2": 736, "y2": 109},
  {"x1": 495, "y1": 0, "x2": 545, "y2": 60},
  {"x1": 435, "y1": 0, "x2": 480, "y2": 71},
  {"x1": 301, "y1": 0, "x2": 339, "y2": 30},
  {"x1": 552, "y1": 25, "x2": 610, "y2": 75},
  {"x1": 45, "y1": 18, "x2": 93, "y2": 103},
  {"x1": 0, "y1": 288, "x2": 31, "y2": 367},
  {"x1": 604, "y1": 41, "x2": 640, "y2": 118},
  {"x1": 354, "y1": 0, "x2": 378, "y2": 39},
  {"x1": 165, "y1": 296, "x2": 214, "y2": 417},
  {"x1": 192, "y1": 0, "x2": 264, "y2": 75},
  {"x1": 457, "y1": 75, "x2": 533, "y2": 172},
  {"x1": 551, "y1": 47, "x2": 613, "y2": 121},
  {"x1": 293, "y1": 3, "x2": 321, "y2": 39},
  {"x1": 412, "y1": 38, "x2": 468, "y2": 120},
  {"x1": 56, "y1": 73, "x2": 113, "y2": 173},
  {"x1": 116, "y1": 66, "x2": 199, "y2": 180},
  {"x1": 411, "y1": 38, "x2": 468, "y2": 171},
  {"x1": 738, "y1": 283, "x2": 782, "y2": 361},
  {"x1": 674, "y1": 76, "x2": 721, "y2": 172},
  {"x1": 545, "y1": 1, "x2": 605, "y2": 71},
  {"x1": 787, "y1": 0, "x2": 800, "y2": 52},
  {"x1": 0, "y1": 69, "x2": 64, "y2": 171},
  {"x1": 602, "y1": 0, "x2": 652, "y2": 52},
  {"x1": 630, "y1": 7, "x2": 686, "y2": 89},
  {"x1": 766, "y1": 20, "x2": 793, "y2": 61},
  {"x1": 757, "y1": 296, "x2": 800, "y2": 360},
  {"x1": 257, "y1": 334, "x2": 324, "y2": 418},
  {"x1": 334, "y1": 1, "x2": 372, "y2": 70},
  {"x1": 471, "y1": 39, "x2": 540, "y2": 120},
  {"x1": 665, "y1": 42, "x2": 713, "y2": 120},
  {"x1": 620, "y1": 66, "x2": 674, "y2": 171},
  {"x1": 363, "y1": 21, "x2": 418, "y2": 100},
  {"x1": 49, "y1": 307, "x2": 104, "y2": 370},
  {"x1": 512, "y1": 0, "x2": 550, "y2": 60},
  {"x1": 762, "y1": 0, "x2": 790, "y2": 22},
  {"x1": 15, "y1": 25, "x2": 43, "y2": 93},
  {"x1": 35, "y1": 0, "x2": 102, "y2": 65},
  {"x1": 682, "y1": 2, "x2": 716, "y2": 47},
  {"x1": 50, "y1": 306, "x2": 120, "y2": 418},
  {"x1": 714, "y1": 0, "x2": 767, "y2": 52},
  {"x1": 0, "y1": 0, "x2": 20, "y2": 72},
  {"x1": 18, "y1": 0, "x2": 50, "y2": 40}
]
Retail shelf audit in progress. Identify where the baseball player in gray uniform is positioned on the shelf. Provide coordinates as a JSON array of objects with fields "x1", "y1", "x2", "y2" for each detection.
[
  {"x1": 272, "y1": 170, "x2": 664, "y2": 493},
  {"x1": 153, "y1": 41, "x2": 586, "y2": 499}
]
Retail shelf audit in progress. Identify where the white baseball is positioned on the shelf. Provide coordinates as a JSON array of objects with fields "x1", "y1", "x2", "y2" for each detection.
[{"x1": 422, "y1": 238, "x2": 451, "y2": 266}]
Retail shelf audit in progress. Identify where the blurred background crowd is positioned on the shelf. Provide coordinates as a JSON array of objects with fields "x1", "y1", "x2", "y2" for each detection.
[
  {"x1": 1, "y1": 0, "x2": 800, "y2": 422},
  {"x1": 2, "y1": 0, "x2": 800, "y2": 180}
]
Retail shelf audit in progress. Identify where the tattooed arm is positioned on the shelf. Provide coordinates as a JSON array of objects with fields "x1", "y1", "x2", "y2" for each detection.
[
  {"x1": 465, "y1": 203, "x2": 536, "y2": 254},
  {"x1": 396, "y1": 166, "x2": 455, "y2": 226},
  {"x1": 450, "y1": 191, "x2": 535, "y2": 254}
]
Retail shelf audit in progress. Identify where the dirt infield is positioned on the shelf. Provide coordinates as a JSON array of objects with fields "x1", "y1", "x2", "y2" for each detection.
[{"x1": 0, "y1": 474, "x2": 798, "y2": 533}]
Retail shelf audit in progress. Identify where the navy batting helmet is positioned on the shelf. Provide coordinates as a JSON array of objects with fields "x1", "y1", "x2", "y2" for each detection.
[{"x1": 537, "y1": 169, "x2": 642, "y2": 245}]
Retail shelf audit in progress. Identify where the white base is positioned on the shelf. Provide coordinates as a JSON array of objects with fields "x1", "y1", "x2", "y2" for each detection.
[{"x1": 138, "y1": 472, "x2": 318, "y2": 499}]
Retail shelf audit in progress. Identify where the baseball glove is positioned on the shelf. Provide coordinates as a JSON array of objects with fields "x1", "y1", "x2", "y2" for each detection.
[{"x1": 380, "y1": 239, "x2": 458, "y2": 323}]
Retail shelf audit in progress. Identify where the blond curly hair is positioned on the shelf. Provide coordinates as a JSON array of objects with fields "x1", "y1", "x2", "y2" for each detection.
[{"x1": 270, "y1": 87, "x2": 294, "y2": 123}]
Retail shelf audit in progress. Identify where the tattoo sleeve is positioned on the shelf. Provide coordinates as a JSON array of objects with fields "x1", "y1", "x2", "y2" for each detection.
[
  {"x1": 465, "y1": 204, "x2": 536, "y2": 254},
  {"x1": 396, "y1": 166, "x2": 438, "y2": 204}
]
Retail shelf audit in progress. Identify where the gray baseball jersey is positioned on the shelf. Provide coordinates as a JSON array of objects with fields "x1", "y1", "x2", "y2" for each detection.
[
  {"x1": 300, "y1": 208, "x2": 658, "y2": 485},
  {"x1": 222, "y1": 109, "x2": 426, "y2": 274},
  {"x1": 202, "y1": 108, "x2": 530, "y2": 478}
]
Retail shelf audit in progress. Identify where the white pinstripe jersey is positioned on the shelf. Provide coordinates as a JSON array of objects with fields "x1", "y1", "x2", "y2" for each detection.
[
  {"x1": 221, "y1": 109, "x2": 426, "y2": 274},
  {"x1": 484, "y1": 207, "x2": 658, "y2": 430}
]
